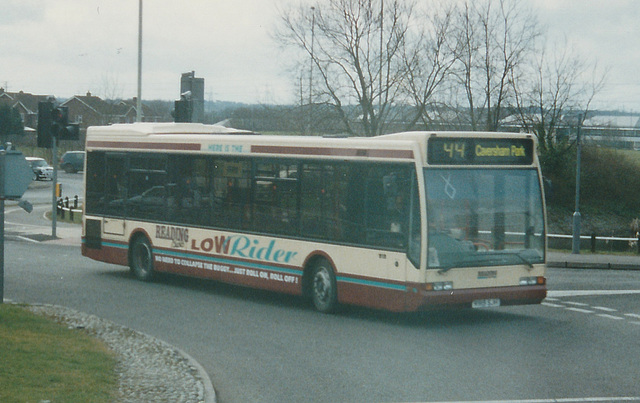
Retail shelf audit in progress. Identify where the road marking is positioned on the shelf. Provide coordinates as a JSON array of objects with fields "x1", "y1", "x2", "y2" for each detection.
[
  {"x1": 541, "y1": 302, "x2": 565, "y2": 308},
  {"x1": 565, "y1": 301, "x2": 590, "y2": 306},
  {"x1": 565, "y1": 307, "x2": 594, "y2": 314},
  {"x1": 17, "y1": 235, "x2": 40, "y2": 244},
  {"x1": 430, "y1": 396, "x2": 640, "y2": 402},
  {"x1": 549, "y1": 290, "x2": 640, "y2": 297},
  {"x1": 592, "y1": 306, "x2": 618, "y2": 312},
  {"x1": 596, "y1": 314, "x2": 624, "y2": 320},
  {"x1": 544, "y1": 293, "x2": 640, "y2": 325}
]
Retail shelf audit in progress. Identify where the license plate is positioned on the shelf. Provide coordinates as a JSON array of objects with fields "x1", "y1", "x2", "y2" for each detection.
[{"x1": 472, "y1": 298, "x2": 501, "y2": 308}]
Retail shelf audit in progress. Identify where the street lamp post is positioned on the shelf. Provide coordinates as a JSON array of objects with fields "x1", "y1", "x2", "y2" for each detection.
[
  {"x1": 308, "y1": 6, "x2": 315, "y2": 135},
  {"x1": 136, "y1": 0, "x2": 143, "y2": 122}
]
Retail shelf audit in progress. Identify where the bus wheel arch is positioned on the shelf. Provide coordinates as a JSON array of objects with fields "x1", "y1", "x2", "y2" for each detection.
[
  {"x1": 129, "y1": 232, "x2": 155, "y2": 281},
  {"x1": 303, "y1": 254, "x2": 338, "y2": 313}
]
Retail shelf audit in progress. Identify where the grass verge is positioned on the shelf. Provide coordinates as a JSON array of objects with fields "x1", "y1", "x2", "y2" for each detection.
[
  {"x1": 45, "y1": 208, "x2": 83, "y2": 225},
  {"x1": 0, "y1": 304, "x2": 117, "y2": 402}
]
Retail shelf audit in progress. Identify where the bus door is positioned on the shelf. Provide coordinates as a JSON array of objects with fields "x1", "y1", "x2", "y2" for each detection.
[
  {"x1": 103, "y1": 153, "x2": 128, "y2": 236},
  {"x1": 360, "y1": 165, "x2": 416, "y2": 285}
]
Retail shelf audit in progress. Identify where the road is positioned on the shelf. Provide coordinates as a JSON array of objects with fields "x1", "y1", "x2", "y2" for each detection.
[
  {"x1": 24, "y1": 170, "x2": 84, "y2": 205},
  {"x1": 3, "y1": 181, "x2": 640, "y2": 402}
]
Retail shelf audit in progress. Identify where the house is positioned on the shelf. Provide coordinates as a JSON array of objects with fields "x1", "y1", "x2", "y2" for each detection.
[
  {"x1": 0, "y1": 88, "x2": 53, "y2": 130},
  {"x1": 1, "y1": 88, "x2": 167, "y2": 145},
  {"x1": 61, "y1": 91, "x2": 163, "y2": 128}
]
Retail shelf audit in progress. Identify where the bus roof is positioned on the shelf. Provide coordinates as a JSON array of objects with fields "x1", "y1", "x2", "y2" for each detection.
[
  {"x1": 86, "y1": 122, "x2": 254, "y2": 136},
  {"x1": 85, "y1": 123, "x2": 535, "y2": 164}
]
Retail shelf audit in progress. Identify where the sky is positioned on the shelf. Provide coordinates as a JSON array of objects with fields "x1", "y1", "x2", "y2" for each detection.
[{"x1": 1, "y1": 0, "x2": 639, "y2": 111}]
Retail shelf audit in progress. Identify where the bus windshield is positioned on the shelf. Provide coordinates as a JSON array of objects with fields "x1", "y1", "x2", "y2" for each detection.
[{"x1": 425, "y1": 168, "x2": 544, "y2": 271}]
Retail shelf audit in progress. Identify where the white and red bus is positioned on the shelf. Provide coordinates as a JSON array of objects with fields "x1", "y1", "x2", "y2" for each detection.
[{"x1": 82, "y1": 123, "x2": 547, "y2": 312}]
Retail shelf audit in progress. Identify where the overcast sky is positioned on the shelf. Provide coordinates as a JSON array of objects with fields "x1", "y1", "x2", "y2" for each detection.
[{"x1": 1, "y1": 0, "x2": 639, "y2": 111}]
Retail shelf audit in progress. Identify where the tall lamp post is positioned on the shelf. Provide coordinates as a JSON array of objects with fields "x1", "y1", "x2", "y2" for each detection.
[
  {"x1": 308, "y1": 6, "x2": 315, "y2": 135},
  {"x1": 136, "y1": 0, "x2": 143, "y2": 122},
  {"x1": 572, "y1": 113, "x2": 583, "y2": 254}
]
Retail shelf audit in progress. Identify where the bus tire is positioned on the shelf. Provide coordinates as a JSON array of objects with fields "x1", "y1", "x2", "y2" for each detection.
[
  {"x1": 310, "y1": 259, "x2": 338, "y2": 313},
  {"x1": 130, "y1": 236, "x2": 154, "y2": 281}
]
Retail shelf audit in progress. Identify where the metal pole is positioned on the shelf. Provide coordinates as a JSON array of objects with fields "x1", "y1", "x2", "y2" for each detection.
[
  {"x1": 0, "y1": 151, "x2": 5, "y2": 303},
  {"x1": 51, "y1": 136, "x2": 57, "y2": 238},
  {"x1": 572, "y1": 114, "x2": 583, "y2": 254},
  {"x1": 308, "y1": 6, "x2": 315, "y2": 135},
  {"x1": 378, "y1": 0, "x2": 383, "y2": 135},
  {"x1": 136, "y1": 0, "x2": 143, "y2": 122}
]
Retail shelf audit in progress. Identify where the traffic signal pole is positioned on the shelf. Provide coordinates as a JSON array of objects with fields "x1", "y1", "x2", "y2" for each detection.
[
  {"x1": 1, "y1": 151, "x2": 5, "y2": 303},
  {"x1": 51, "y1": 136, "x2": 57, "y2": 238}
]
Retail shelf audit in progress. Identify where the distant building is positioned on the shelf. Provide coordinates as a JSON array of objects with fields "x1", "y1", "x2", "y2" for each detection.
[
  {"x1": 0, "y1": 88, "x2": 167, "y2": 145},
  {"x1": 0, "y1": 88, "x2": 52, "y2": 130},
  {"x1": 61, "y1": 91, "x2": 162, "y2": 128},
  {"x1": 180, "y1": 71, "x2": 205, "y2": 123}
]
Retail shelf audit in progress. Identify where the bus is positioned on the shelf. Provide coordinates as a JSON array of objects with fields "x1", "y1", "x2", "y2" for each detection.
[{"x1": 82, "y1": 123, "x2": 547, "y2": 313}]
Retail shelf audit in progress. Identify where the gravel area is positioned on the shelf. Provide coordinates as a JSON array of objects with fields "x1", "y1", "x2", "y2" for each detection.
[{"x1": 26, "y1": 304, "x2": 215, "y2": 403}]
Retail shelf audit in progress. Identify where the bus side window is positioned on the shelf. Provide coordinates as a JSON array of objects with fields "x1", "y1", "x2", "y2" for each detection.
[
  {"x1": 85, "y1": 151, "x2": 105, "y2": 215},
  {"x1": 362, "y1": 165, "x2": 411, "y2": 249},
  {"x1": 212, "y1": 159, "x2": 250, "y2": 230},
  {"x1": 300, "y1": 163, "x2": 348, "y2": 241},
  {"x1": 104, "y1": 155, "x2": 127, "y2": 217}
]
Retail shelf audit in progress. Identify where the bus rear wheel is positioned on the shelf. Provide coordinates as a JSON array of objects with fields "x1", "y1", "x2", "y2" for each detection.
[
  {"x1": 310, "y1": 259, "x2": 338, "y2": 313},
  {"x1": 130, "y1": 236, "x2": 154, "y2": 281}
]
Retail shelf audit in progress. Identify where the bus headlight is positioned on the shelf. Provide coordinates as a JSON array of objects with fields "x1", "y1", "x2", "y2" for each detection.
[
  {"x1": 426, "y1": 281, "x2": 453, "y2": 291},
  {"x1": 519, "y1": 276, "x2": 545, "y2": 286}
]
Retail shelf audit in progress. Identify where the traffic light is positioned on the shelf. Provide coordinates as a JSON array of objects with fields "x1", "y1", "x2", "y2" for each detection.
[
  {"x1": 52, "y1": 106, "x2": 80, "y2": 141},
  {"x1": 38, "y1": 103, "x2": 80, "y2": 148},
  {"x1": 37, "y1": 101, "x2": 54, "y2": 148},
  {"x1": 174, "y1": 99, "x2": 192, "y2": 122},
  {"x1": 51, "y1": 105, "x2": 68, "y2": 127}
]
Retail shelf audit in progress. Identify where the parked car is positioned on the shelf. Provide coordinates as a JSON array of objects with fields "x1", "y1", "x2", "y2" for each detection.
[
  {"x1": 26, "y1": 157, "x2": 53, "y2": 181},
  {"x1": 59, "y1": 151, "x2": 85, "y2": 173}
]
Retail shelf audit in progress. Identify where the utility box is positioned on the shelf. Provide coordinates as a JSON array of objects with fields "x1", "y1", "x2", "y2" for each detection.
[{"x1": 1, "y1": 150, "x2": 33, "y2": 199}]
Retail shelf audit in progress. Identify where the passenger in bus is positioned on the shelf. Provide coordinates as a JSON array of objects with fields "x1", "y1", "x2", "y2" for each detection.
[{"x1": 389, "y1": 193, "x2": 406, "y2": 233}]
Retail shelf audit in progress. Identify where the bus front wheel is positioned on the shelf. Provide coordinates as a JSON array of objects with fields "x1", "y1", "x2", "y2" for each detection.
[
  {"x1": 130, "y1": 236, "x2": 154, "y2": 281},
  {"x1": 310, "y1": 259, "x2": 338, "y2": 313}
]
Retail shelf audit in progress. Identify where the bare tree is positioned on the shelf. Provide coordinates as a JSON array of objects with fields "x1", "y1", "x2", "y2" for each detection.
[
  {"x1": 400, "y1": 1, "x2": 458, "y2": 130},
  {"x1": 276, "y1": 0, "x2": 416, "y2": 136},
  {"x1": 450, "y1": 0, "x2": 539, "y2": 131},
  {"x1": 511, "y1": 42, "x2": 608, "y2": 174}
]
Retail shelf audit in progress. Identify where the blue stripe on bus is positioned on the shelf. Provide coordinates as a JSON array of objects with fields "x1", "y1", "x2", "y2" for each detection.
[
  {"x1": 102, "y1": 241, "x2": 128, "y2": 249},
  {"x1": 337, "y1": 276, "x2": 407, "y2": 291}
]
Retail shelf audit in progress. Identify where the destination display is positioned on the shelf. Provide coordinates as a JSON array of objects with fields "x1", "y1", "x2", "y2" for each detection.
[{"x1": 427, "y1": 137, "x2": 534, "y2": 165}]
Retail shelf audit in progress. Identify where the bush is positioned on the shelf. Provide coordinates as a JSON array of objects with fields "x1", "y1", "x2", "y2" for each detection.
[{"x1": 545, "y1": 145, "x2": 640, "y2": 217}]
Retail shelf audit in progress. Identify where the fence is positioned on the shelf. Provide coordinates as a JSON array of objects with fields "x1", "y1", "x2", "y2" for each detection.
[
  {"x1": 56, "y1": 195, "x2": 82, "y2": 221},
  {"x1": 548, "y1": 233, "x2": 640, "y2": 254}
]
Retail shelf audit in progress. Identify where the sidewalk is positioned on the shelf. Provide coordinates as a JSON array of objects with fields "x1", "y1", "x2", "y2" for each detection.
[{"x1": 547, "y1": 251, "x2": 640, "y2": 270}]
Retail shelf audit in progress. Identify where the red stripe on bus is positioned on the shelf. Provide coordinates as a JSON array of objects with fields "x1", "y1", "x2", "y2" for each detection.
[
  {"x1": 86, "y1": 141, "x2": 201, "y2": 151},
  {"x1": 252, "y1": 145, "x2": 414, "y2": 159}
]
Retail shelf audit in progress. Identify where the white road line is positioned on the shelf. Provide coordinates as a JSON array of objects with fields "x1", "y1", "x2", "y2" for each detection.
[
  {"x1": 541, "y1": 302, "x2": 565, "y2": 308},
  {"x1": 565, "y1": 301, "x2": 590, "y2": 307},
  {"x1": 592, "y1": 306, "x2": 618, "y2": 312},
  {"x1": 16, "y1": 235, "x2": 40, "y2": 243},
  {"x1": 624, "y1": 313, "x2": 640, "y2": 319},
  {"x1": 430, "y1": 396, "x2": 640, "y2": 402},
  {"x1": 596, "y1": 314, "x2": 624, "y2": 320},
  {"x1": 565, "y1": 307, "x2": 594, "y2": 314},
  {"x1": 549, "y1": 290, "x2": 640, "y2": 297}
]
